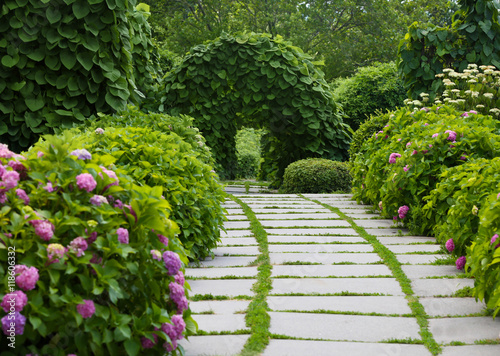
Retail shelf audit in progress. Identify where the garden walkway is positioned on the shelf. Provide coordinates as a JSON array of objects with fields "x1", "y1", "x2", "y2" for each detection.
[{"x1": 179, "y1": 191, "x2": 500, "y2": 355}]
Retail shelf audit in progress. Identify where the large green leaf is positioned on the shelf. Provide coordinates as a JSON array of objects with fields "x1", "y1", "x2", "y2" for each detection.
[{"x1": 25, "y1": 95, "x2": 44, "y2": 112}]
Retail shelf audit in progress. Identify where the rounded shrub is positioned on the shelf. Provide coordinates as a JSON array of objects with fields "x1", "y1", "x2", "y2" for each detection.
[
  {"x1": 281, "y1": 158, "x2": 351, "y2": 194},
  {"x1": 60, "y1": 125, "x2": 226, "y2": 261},
  {"x1": 332, "y1": 62, "x2": 406, "y2": 131},
  {"x1": 0, "y1": 137, "x2": 195, "y2": 355}
]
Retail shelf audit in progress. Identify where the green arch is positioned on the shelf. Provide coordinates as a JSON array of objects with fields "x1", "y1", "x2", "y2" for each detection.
[{"x1": 159, "y1": 32, "x2": 352, "y2": 181}]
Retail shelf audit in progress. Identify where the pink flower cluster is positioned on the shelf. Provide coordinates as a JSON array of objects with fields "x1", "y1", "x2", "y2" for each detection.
[
  {"x1": 77, "y1": 300, "x2": 96, "y2": 318},
  {"x1": 68, "y1": 237, "x2": 88, "y2": 257},
  {"x1": 14, "y1": 265, "x2": 39, "y2": 291},
  {"x1": 90, "y1": 195, "x2": 108, "y2": 206},
  {"x1": 388, "y1": 153, "x2": 401, "y2": 164},
  {"x1": 29, "y1": 220, "x2": 55, "y2": 241},
  {"x1": 1, "y1": 311, "x2": 26, "y2": 336},
  {"x1": 1, "y1": 291, "x2": 28, "y2": 313},
  {"x1": 76, "y1": 173, "x2": 97, "y2": 193},
  {"x1": 158, "y1": 234, "x2": 169, "y2": 246},
  {"x1": 117, "y1": 228, "x2": 129, "y2": 244},
  {"x1": 151, "y1": 250, "x2": 162, "y2": 261},
  {"x1": 47, "y1": 243, "x2": 67, "y2": 264},
  {"x1": 398, "y1": 205, "x2": 409, "y2": 219},
  {"x1": 16, "y1": 189, "x2": 29, "y2": 205},
  {"x1": 70, "y1": 149, "x2": 92, "y2": 160},
  {"x1": 169, "y1": 282, "x2": 188, "y2": 314},
  {"x1": 491, "y1": 234, "x2": 500, "y2": 249},
  {"x1": 99, "y1": 166, "x2": 119, "y2": 191},
  {"x1": 445, "y1": 239, "x2": 455, "y2": 252},
  {"x1": 456, "y1": 256, "x2": 466, "y2": 270},
  {"x1": 161, "y1": 315, "x2": 186, "y2": 351},
  {"x1": 445, "y1": 130, "x2": 457, "y2": 142},
  {"x1": 163, "y1": 251, "x2": 181, "y2": 275}
]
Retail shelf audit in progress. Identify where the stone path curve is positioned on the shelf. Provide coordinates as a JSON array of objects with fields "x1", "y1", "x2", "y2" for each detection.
[{"x1": 179, "y1": 192, "x2": 500, "y2": 355}]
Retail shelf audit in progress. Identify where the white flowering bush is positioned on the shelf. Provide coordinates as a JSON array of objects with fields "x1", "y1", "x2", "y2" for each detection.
[{"x1": 0, "y1": 136, "x2": 195, "y2": 355}]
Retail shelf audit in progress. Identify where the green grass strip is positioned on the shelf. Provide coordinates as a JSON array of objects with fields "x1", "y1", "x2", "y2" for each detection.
[
  {"x1": 230, "y1": 195, "x2": 272, "y2": 356},
  {"x1": 301, "y1": 195, "x2": 442, "y2": 356}
]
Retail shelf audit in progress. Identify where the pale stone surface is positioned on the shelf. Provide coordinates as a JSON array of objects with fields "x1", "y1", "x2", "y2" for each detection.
[
  {"x1": 345, "y1": 213, "x2": 384, "y2": 219},
  {"x1": 213, "y1": 246, "x2": 260, "y2": 256},
  {"x1": 252, "y1": 208, "x2": 331, "y2": 213},
  {"x1": 247, "y1": 203, "x2": 321, "y2": 209},
  {"x1": 193, "y1": 314, "x2": 248, "y2": 332},
  {"x1": 411, "y1": 279, "x2": 475, "y2": 297},
  {"x1": 262, "y1": 220, "x2": 350, "y2": 227},
  {"x1": 190, "y1": 300, "x2": 251, "y2": 314},
  {"x1": 302, "y1": 194, "x2": 353, "y2": 198},
  {"x1": 268, "y1": 244, "x2": 373, "y2": 253},
  {"x1": 186, "y1": 266, "x2": 258, "y2": 278},
  {"x1": 377, "y1": 236, "x2": 437, "y2": 244},
  {"x1": 224, "y1": 221, "x2": 251, "y2": 229},
  {"x1": 269, "y1": 252, "x2": 381, "y2": 265},
  {"x1": 263, "y1": 340, "x2": 431, "y2": 356},
  {"x1": 402, "y1": 265, "x2": 464, "y2": 279},
  {"x1": 225, "y1": 214, "x2": 248, "y2": 220},
  {"x1": 256, "y1": 213, "x2": 340, "y2": 220},
  {"x1": 218, "y1": 237, "x2": 258, "y2": 246},
  {"x1": 224, "y1": 208, "x2": 245, "y2": 215},
  {"x1": 221, "y1": 230, "x2": 253, "y2": 237},
  {"x1": 271, "y1": 264, "x2": 391, "y2": 278},
  {"x1": 337, "y1": 208, "x2": 374, "y2": 214},
  {"x1": 364, "y1": 228, "x2": 411, "y2": 236},
  {"x1": 180, "y1": 335, "x2": 249, "y2": 356},
  {"x1": 189, "y1": 279, "x2": 256, "y2": 297},
  {"x1": 441, "y1": 345, "x2": 500, "y2": 355},
  {"x1": 355, "y1": 219, "x2": 396, "y2": 228},
  {"x1": 420, "y1": 297, "x2": 486, "y2": 317},
  {"x1": 387, "y1": 244, "x2": 443, "y2": 254},
  {"x1": 396, "y1": 254, "x2": 448, "y2": 265},
  {"x1": 267, "y1": 295, "x2": 411, "y2": 314},
  {"x1": 190, "y1": 256, "x2": 256, "y2": 268},
  {"x1": 270, "y1": 278, "x2": 404, "y2": 296},
  {"x1": 429, "y1": 317, "x2": 500, "y2": 343},
  {"x1": 268, "y1": 312, "x2": 420, "y2": 341},
  {"x1": 268, "y1": 235, "x2": 366, "y2": 244},
  {"x1": 265, "y1": 228, "x2": 358, "y2": 235}
]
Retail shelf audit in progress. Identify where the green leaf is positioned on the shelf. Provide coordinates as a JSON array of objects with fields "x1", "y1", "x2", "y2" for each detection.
[
  {"x1": 25, "y1": 95, "x2": 44, "y2": 112},
  {"x1": 124, "y1": 339, "x2": 141, "y2": 356},
  {"x1": 77, "y1": 52, "x2": 94, "y2": 71},
  {"x1": 46, "y1": 6, "x2": 62, "y2": 24},
  {"x1": 30, "y1": 315, "x2": 42, "y2": 330},
  {"x1": 72, "y1": 1, "x2": 90, "y2": 19},
  {"x1": 1, "y1": 55, "x2": 18, "y2": 68},
  {"x1": 61, "y1": 51, "x2": 77, "y2": 70}
]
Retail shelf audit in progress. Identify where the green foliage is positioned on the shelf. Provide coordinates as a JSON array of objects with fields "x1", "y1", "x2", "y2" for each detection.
[
  {"x1": 0, "y1": 0, "x2": 161, "y2": 151},
  {"x1": 351, "y1": 106, "x2": 500, "y2": 227},
  {"x1": 332, "y1": 62, "x2": 407, "y2": 131},
  {"x1": 235, "y1": 128, "x2": 262, "y2": 179},
  {"x1": 398, "y1": 0, "x2": 500, "y2": 99},
  {"x1": 0, "y1": 136, "x2": 195, "y2": 355},
  {"x1": 66, "y1": 123, "x2": 226, "y2": 261},
  {"x1": 349, "y1": 111, "x2": 391, "y2": 163},
  {"x1": 159, "y1": 32, "x2": 351, "y2": 182},
  {"x1": 467, "y1": 191, "x2": 500, "y2": 317},
  {"x1": 281, "y1": 158, "x2": 351, "y2": 194}
]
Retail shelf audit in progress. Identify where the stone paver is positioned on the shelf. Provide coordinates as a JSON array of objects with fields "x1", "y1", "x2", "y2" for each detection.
[
  {"x1": 402, "y1": 265, "x2": 463, "y2": 279},
  {"x1": 396, "y1": 254, "x2": 448, "y2": 264},
  {"x1": 411, "y1": 279, "x2": 475, "y2": 297},
  {"x1": 224, "y1": 221, "x2": 251, "y2": 229},
  {"x1": 387, "y1": 244, "x2": 443, "y2": 254},
  {"x1": 213, "y1": 246, "x2": 260, "y2": 255},
  {"x1": 364, "y1": 228, "x2": 411, "y2": 236},
  {"x1": 189, "y1": 256, "x2": 255, "y2": 267},
  {"x1": 268, "y1": 312, "x2": 421, "y2": 341},
  {"x1": 345, "y1": 213, "x2": 386, "y2": 219},
  {"x1": 441, "y1": 345, "x2": 500, "y2": 355},
  {"x1": 351, "y1": 219, "x2": 395, "y2": 228},
  {"x1": 225, "y1": 214, "x2": 248, "y2": 220},
  {"x1": 271, "y1": 264, "x2": 391, "y2": 277},
  {"x1": 261, "y1": 219, "x2": 350, "y2": 227},
  {"x1": 255, "y1": 213, "x2": 340, "y2": 219},
  {"x1": 190, "y1": 300, "x2": 251, "y2": 314},
  {"x1": 221, "y1": 230, "x2": 253, "y2": 237},
  {"x1": 218, "y1": 237, "x2": 258, "y2": 246},
  {"x1": 420, "y1": 297, "x2": 485, "y2": 316},
  {"x1": 269, "y1": 252, "x2": 381, "y2": 265},
  {"x1": 267, "y1": 235, "x2": 366, "y2": 244},
  {"x1": 268, "y1": 243, "x2": 373, "y2": 253},
  {"x1": 265, "y1": 227, "x2": 358, "y2": 235},
  {"x1": 180, "y1": 335, "x2": 250, "y2": 356},
  {"x1": 189, "y1": 280, "x2": 256, "y2": 297},
  {"x1": 429, "y1": 317, "x2": 500, "y2": 343},
  {"x1": 194, "y1": 314, "x2": 248, "y2": 332},
  {"x1": 263, "y1": 340, "x2": 431, "y2": 356},
  {"x1": 224, "y1": 209, "x2": 245, "y2": 215},
  {"x1": 252, "y1": 208, "x2": 331, "y2": 213},
  {"x1": 270, "y1": 278, "x2": 404, "y2": 296},
  {"x1": 377, "y1": 236, "x2": 436, "y2": 244},
  {"x1": 186, "y1": 267, "x2": 258, "y2": 278}
]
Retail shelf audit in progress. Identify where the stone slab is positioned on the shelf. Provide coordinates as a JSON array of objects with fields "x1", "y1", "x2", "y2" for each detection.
[
  {"x1": 218, "y1": 237, "x2": 258, "y2": 246},
  {"x1": 263, "y1": 340, "x2": 431, "y2": 356},
  {"x1": 267, "y1": 295, "x2": 411, "y2": 314},
  {"x1": 377, "y1": 236, "x2": 437, "y2": 244},
  {"x1": 186, "y1": 267, "x2": 258, "y2": 278},
  {"x1": 224, "y1": 208, "x2": 245, "y2": 215},
  {"x1": 429, "y1": 317, "x2": 500, "y2": 343},
  {"x1": 354, "y1": 219, "x2": 397, "y2": 228},
  {"x1": 396, "y1": 254, "x2": 448, "y2": 265},
  {"x1": 364, "y1": 228, "x2": 411, "y2": 236},
  {"x1": 261, "y1": 219, "x2": 350, "y2": 228},
  {"x1": 268, "y1": 236, "x2": 366, "y2": 244},
  {"x1": 213, "y1": 246, "x2": 260, "y2": 256},
  {"x1": 265, "y1": 228, "x2": 358, "y2": 235},
  {"x1": 268, "y1": 244, "x2": 373, "y2": 253},
  {"x1": 189, "y1": 279, "x2": 256, "y2": 297},
  {"x1": 225, "y1": 215, "x2": 248, "y2": 220},
  {"x1": 441, "y1": 345, "x2": 500, "y2": 356},
  {"x1": 411, "y1": 279, "x2": 475, "y2": 297},
  {"x1": 221, "y1": 230, "x2": 253, "y2": 237},
  {"x1": 346, "y1": 213, "x2": 384, "y2": 219},
  {"x1": 268, "y1": 312, "x2": 420, "y2": 342},
  {"x1": 190, "y1": 300, "x2": 251, "y2": 314},
  {"x1": 302, "y1": 194, "x2": 353, "y2": 198},
  {"x1": 270, "y1": 278, "x2": 404, "y2": 296},
  {"x1": 247, "y1": 204, "x2": 321, "y2": 209},
  {"x1": 180, "y1": 335, "x2": 249, "y2": 356},
  {"x1": 190, "y1": 256, "x2": 255, "y2": 268},
  {"x1": 271, "y1": 264, "x2": 391, "y2": 278},
  {"x1": 252, "y1": 208, "x2": 331, "y2": 214},
  {"x1": 255, "y1": 213, "x2": 340, "y2": 220},
  {"x1": 270, "y1": 252, "x2": 381, "y2": 265},
  {"x1": 193, "y1": 314, "x2": 248, "y2": 332},
  {"x1": 223, "y1": 221, "x2": 251, "y2": 229},
  {"x1": 387, "y1": 245, "x2": 443, "y2": 254},
  {"x1": 420, "y1": 297, "x2": 486, "y2": 317},
  {"x1": 337, "y1": 208, "x2": 374, "y2": 214},
  {"x1": 402, "y1": 265, "x2": 464, "y2": 279},
  {"x1": 239, "y1": 199, "x2": 306, "y2": 204}
]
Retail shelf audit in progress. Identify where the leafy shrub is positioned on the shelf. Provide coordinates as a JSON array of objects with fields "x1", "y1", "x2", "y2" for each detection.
[
  {"x1": 351, "y1": 106, "x2": 500, "y2": 228},
  {"x1": 281, "y1": 158, "x2": 351, "y2": 194},
  {"x1": 348, "y1": 110, "x2": 391, "y2": 163},
  {"x1": 235, "y1": 128, "x2": 262, "y2": 179},
  {"x1": 63, "y1": 125, "x2": 226, "y2": 261},
  {"x1": 0, "y1": 1, "x2": 160, "y2": 151},
  {"x1": 467, "y1": 191, "x2": 500, "y2": 317},
  {"x1": 0, "y1": 137, "x2": 195, "y2": 355},
  {"x1": 332, "y1": 62, "x2": 406, "y2": 131}
]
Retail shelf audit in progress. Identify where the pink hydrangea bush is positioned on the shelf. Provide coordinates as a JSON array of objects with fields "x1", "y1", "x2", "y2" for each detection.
[{"x1": 0, "y1": 137, "x2": 195, "y2": 355}]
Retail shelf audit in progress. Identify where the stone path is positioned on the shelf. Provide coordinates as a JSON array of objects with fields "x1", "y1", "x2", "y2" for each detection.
[{"x1": 179, "y1": 194, "x2": 500, "y2": 355}]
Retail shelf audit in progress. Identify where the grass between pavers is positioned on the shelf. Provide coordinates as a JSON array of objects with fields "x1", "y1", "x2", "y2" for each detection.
[
  {"x1": 269, "y1": 334, "x2": 423, "y2": 344},
  {"x1": 273, "y1": 309, "x2": 414, "y2": 317},
  {"x1": 230, "y1": 195, "x2": 273, "y2": 356},
  {"x1": 301, "y1": 196, "x2": 442, "y2": 356}
]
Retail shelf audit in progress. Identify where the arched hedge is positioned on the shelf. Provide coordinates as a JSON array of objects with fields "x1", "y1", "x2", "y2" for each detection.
[{"x1": 158, "y1": 32, "x2": 351, "y2": 181}]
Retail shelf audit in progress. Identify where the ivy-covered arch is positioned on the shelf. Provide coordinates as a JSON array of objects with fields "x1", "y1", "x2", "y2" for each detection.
[{"x1": 159, "y1": 32, "x2": 351, "y2": 181}]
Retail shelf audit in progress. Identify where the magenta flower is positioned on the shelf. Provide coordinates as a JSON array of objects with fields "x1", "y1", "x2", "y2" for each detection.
[
  {"x1": 403, "y1": 165, "x2": 409, "y2": 172},
  {"x1": 30, "y1": 220, "x2": 55, "y2": 241},
  {"x1": 43, "y1": 181, "x2": 56, "y2": 193},
  {"x1": 461, "y1": 112, "x2": 469, "y2": 117},
  {"x1": 47, "y1": 243, "x2": 66, "y2": 264},
  {"x1": 163, "y1": 251, "x2": 181, "y2": 275},
  {"x1": 151, "y1": 250, "x2": 162, "y2": 261},
  {"x1": 141, "y1": 329, "x2": 159, "y2": 349},
  {"x1": 445, "y1": 130, "x2": 457, "y2": 141},
  {"x1": 68, "y1": 237, "x2": 88, "y2": 257},
  {"x1": 87, "y1": 231, "x2": 98, "y2": 244},
  {"x1": 432, "y1": 133, "x2": 439, "y2": 138},
  {"x1": 161, "y1": 315, "x2": 186, "y2": 352},
  {"x1": 423, "y1": 121, "x2": 429, "y2": 125},
  {"x1": 37, "y1": 151, "x2": 44, "y2": 158},
  {"x1": 406, "y1": 142, "x2": 412, "y2": 148},
  {"x1": 2, "y1": 171, "x2": 20, "y2": 190},
  {"x1": 445, "y1": 239, "x2": 455, "y2": 253},
  {"x1": 8, "y1": 160, "x2": 26, "y2": 174},
  {"x1": 15, "y1": 266, "x2": 39, "y2": 291},
  {"x1": 90, "y1": 195, "x2": 108, "y2": 207},
  {"x1": 99, "y1": 166, "x2": 119, "y2": 191},
  {"x1": 1, "y1": 312, "x2": 26, "y2": 335},
  {"x1": 388, "y1": 153, "x2": 401, "y2": 164},
  {"x1": 95, "y1": 128, "x2": 105, "y2": 134},
  {"x1": 1, "y1": 291, "x2": 28, "y2": 312},
  {"x1": 175, "y1": 271, "x2": 185, "y2": 286},
  {"x1": 491, "y1": 234, "x2": 500, "y2": 249},
  {"x1": 16, "y1": 189, "x2": 29, "y2": 205},
  {"x1": 77, "y1": 300, "x2": 95, "y2": 318},
  {"x1": 158, "y1": 234, "x2": 169, "y2": 247},
  {"x1": 469, "y1": 110, "x2": 477, "y2": 114},
  {"x1": 76, "y1": 173, "x2": 97, "y2": 193},
  {"x1": 114, "y1": 199, "x2": 124, "y2": 209},
  {"x1": 70, "y1": 149, "x2": 92, "y2": 160},
  {"x1": 412, "y1": 150, "x2": 418, "y2": 155},
  {"x1": 456, "y1": 256, "x2": 466, "y2": 270},
  {"x1": 124, "y1": 205, "x2": 137, "y2": 223},
  {"x1": 398, "y1": 205, "x2": 409, "y2": 219},
  {"x1": 169, "y1": 282, "x2": 188, "y2": 314},
  {"x1": 117, "y1": 228, "x2": 129, "y2": 244},
  {"x1": 0, "y1": 147, "x2": 14, "y2": 159}
]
